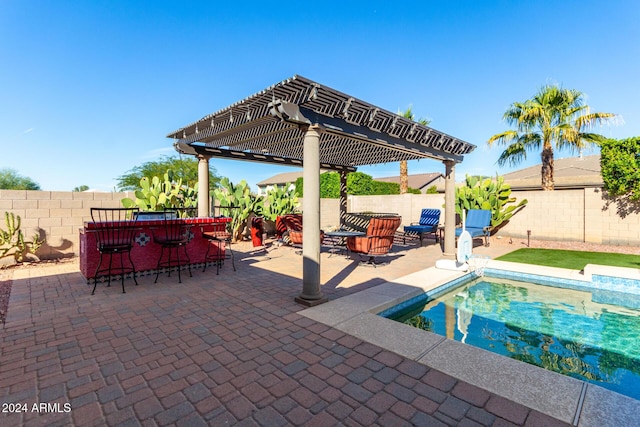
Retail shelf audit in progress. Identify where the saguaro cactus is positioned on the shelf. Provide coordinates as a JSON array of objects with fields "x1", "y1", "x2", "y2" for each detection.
[{"x1": 0, "y1": 212, "x2": 44, "y2": 262}]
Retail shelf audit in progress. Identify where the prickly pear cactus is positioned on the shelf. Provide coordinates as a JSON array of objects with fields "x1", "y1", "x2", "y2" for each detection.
[
  {"x1": 261, "y1": 184, "x2": 299, "y2": 221},
  {"x1": 121, "y1": 170, "x2": 198, "y2": 211},
  {"x1": 453, "y1": 175, "x2": 527, "y2": 230},
  {"x1": 213, "y1": 178, "x2": 264, "y2": 241}
]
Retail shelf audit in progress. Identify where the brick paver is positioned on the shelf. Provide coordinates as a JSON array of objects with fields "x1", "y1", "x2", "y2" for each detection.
[{"x1": 0, "y1": 241, "x2": 572, "y2": 426}]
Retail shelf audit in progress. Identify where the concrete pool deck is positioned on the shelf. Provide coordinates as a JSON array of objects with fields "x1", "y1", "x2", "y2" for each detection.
[{"x1": 299, "y1": 260, "x2": 640, "y2": 426}]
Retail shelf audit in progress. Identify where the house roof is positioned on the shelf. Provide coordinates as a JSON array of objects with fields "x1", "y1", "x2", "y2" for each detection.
[
  {"x1": 374, "y1": 172, "x2": 443, "y2": 190},
  {"x1": 170, "y1": 75, "x2": 475, "y2": 170},
  {"x1": 502, "y1": 154, "x2": 603, "y2": 189},
  {"x1": 256, "y1": 170, "x2": 305, "y2": 187}
]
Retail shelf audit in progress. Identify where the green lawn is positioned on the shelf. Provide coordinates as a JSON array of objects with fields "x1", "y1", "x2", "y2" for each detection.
[{"x1": 495, "y1": 248, "x2": 640, "y2": 271}]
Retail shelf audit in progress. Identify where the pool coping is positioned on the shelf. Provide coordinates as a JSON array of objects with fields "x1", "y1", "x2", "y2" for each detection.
[{"x1": 298, "y1": 260, "x2": 640, "y2": 426}]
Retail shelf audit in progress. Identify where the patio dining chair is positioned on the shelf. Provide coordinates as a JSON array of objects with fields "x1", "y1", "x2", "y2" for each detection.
[
  {"x1": 90, "y1": 207, "x2": 140, "y2": 295},
  {"x1": 346, "y1": 216, "x2": 402, "y2": 266}
]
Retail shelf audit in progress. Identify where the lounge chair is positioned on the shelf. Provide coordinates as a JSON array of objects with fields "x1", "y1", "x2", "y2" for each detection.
[
  {"x1": 346, "y1": 216, "x2": 402, "y2": 266},
  {"x1": 278, "y1": 214, "x2": 324, "y2": 253},
  {"x1": 403, "y1": 209, "x2": 440, "y2": 245},
  {"x1": 455, "y1": 209, "x2": 492, "y2": 247},
  {"x1": 278, "y1": 214, "x2": 304, "y2": 246}
]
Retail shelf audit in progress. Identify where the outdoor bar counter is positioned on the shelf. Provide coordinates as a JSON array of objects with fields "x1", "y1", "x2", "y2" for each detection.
[{"x1": 79, "y1": 216, "x2": 231, "y2": 281}]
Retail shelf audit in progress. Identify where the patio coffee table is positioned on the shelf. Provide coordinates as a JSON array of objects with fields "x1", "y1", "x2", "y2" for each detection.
[{"x1": 325, "y1": 230, "x2": 366, "y2": 257}]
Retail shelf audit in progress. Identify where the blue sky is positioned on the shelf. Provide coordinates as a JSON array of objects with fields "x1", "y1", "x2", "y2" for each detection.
[{"x1": 2, "y1": 1, "x2": 638, "y2": 192}]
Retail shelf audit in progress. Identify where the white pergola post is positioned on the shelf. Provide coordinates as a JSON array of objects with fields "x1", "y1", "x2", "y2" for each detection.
[
  {"x1": 295, "y1": 124, "x2": 328, "y2": 306},
  {"x1": 197, "y1": 154, "x2": 211, "y2": 217},
  {"x1": 443, "y1": 160, "x2": 456, "y2": 257}
]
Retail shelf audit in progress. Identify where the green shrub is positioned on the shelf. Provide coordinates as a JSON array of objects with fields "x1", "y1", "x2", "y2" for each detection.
[
  {"x1": 601, "y1": 137, "x2": 640, "y2": 200},
  {"x1": 297, "y1": 172, "x2": 417, "y2": 197},
  {"x1": 425, "y1": 185, "x2": 438, "y2": 194}
]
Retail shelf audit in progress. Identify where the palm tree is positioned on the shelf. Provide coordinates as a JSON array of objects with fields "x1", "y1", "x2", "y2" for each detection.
[
  {"x1": 399, "y1": 107, "x2": 431, "y2": 193},
  {"x1": 488, "y1": 85, "x2": 616, "y2": 190}
]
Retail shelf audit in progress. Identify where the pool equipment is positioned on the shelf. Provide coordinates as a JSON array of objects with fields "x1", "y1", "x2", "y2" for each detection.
[{"x1": 436, "y1": 209, "x2": 472, "y2": 271}]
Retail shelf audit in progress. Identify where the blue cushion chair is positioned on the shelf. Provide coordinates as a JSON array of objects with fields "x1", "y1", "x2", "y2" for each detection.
[
  {"x1": 455, "y1": 209, "x2": 492, "y2": 247},
  {"x1": 403, "y1": 209, "x2": 441, "y2": 245}
]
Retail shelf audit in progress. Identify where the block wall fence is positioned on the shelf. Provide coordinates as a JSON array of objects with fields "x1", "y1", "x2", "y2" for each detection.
[
  {"x1": 344, "y1": 187, "x2": 640, "y2": 246},
  {"x1": 0, "y1": 190, "x2": 134, "y2": 260},
  {"x1": 1, "y1": 187, "x2": 638, "y2": 260}
]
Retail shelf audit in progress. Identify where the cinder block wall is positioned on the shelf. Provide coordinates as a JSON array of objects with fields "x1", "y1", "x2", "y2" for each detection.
[
  {"x1": 484, "y1": 188, "x2": 640, "y2": 245},
  {"x1": 348, "y1": 189, "x2": 640, "y2": 246},
  {"x1": 2, "y1": 188, "x2": 639, "y2": 261},
  {"x1": 307, "y1": 195, "x2": 446, "y2": 231},
  {"x1": 347, "y1": 194, "x2": 445, "y2": 226},
  {"x1": 494, "y1": 189, "x2": 586, "y2": 241},
  {"x1": 585, "y1": 188, "x2": 640, "y2": 245},
  {"x1": 0, "y1": 190, "x2": 133, "y2": 260}
]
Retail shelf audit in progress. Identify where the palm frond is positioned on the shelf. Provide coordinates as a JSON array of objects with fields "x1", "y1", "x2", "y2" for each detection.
[
  {"x1": 519, "y1": 133, "x2": 542, "y2": 150},
  {"x1": 575, "y1": 112, "x2": 617, "y2": 129},
  {"x1": 487, "y1": 130, "x2": 519, "y2": 146},
  {"x1": 496, "y1": 142, "x2": 528, "y2": 167},
  {"x1": 400, "y1": 106, "x2": 414, "y2": 119},
  {"x1": 578, "y1": 132, "x2": 609, "y2": 144}
]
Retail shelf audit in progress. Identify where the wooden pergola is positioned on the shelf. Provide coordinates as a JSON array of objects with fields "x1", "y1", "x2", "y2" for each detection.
[{"x1": 168, "y1": 75, "x2": 476, "y2": 305}]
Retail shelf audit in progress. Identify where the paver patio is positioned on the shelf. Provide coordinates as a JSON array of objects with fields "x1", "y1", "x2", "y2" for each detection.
[{"x1": 0, "y1": 239, "x2": 571, "y2": 426}]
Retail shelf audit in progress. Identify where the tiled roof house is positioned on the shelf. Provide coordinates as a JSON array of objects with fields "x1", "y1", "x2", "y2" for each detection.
[
  {"x1": 256, "y1": 170, "x2": 307, "y2": 195},
  {"x1": 502, "y1": 154, "x2": 602, "y2": 190}
]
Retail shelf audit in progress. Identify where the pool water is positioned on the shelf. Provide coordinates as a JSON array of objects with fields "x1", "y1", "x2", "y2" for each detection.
[{"x1": 387, "y1": 277, "x2": 640, "y2": 400}]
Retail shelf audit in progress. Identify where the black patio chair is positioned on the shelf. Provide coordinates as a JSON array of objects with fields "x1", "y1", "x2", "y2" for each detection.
[
  {"x1": 152, "y1": 208, "x2": 194, "y2": 283},
  {"x1": 90, "y1": 207, "x2": 140, "y2": 295},
  {"x1": 202, "y1": 206, "x2": 237, "y2": 275}
]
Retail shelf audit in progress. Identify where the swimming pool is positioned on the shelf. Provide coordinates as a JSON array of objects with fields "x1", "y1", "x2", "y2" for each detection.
[{"x1": 381, "y1": 269, "x2": 640, "y2": 400}]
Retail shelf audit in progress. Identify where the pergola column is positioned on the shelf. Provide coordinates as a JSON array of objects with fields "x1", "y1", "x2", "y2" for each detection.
[
  {"x1": 443, "y1": 160, "x2": 456, "y2": 257},
  {"x1": 295, "y1": 124, "x2": 328, "y2": 306},
  {"x1": 197, "y1": 154, "x2": 211, "y2": 217},
  {"x1": 339, "y1": 171, "x2": 348, "y2": 228}
]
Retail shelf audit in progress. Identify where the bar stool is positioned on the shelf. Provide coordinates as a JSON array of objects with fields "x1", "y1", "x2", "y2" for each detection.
[
  {"x1": 90, "y1": 207, "x2": 139, "y2": 294},
  {"x1": 202, "y1": 223, "x2": 235, "y2": 275},
  {"x1": 153, "y1": 208, "x2": 193, "y2": 283}
]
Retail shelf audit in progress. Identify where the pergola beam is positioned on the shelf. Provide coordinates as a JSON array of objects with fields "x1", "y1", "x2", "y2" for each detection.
[
  {"x1": 298, "y1": 107, "x2": 465, "y2": 163},
  {"x1": 175, "y1": 142, "x2": 357, "y2": 173}
]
